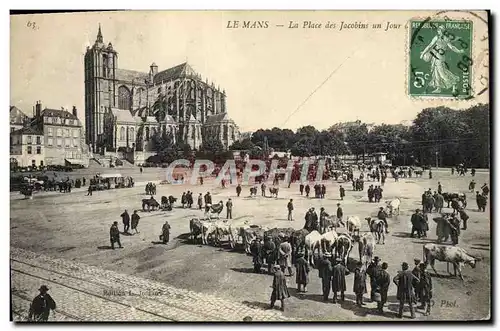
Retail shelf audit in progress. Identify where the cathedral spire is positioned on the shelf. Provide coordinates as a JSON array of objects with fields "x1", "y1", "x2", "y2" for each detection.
[{"x1": 96, "y1": 23, "x2": 103, "y2": 43}]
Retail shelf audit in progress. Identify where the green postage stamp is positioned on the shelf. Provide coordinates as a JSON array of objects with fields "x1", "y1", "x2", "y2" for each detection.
[{"x1": 408, "y1": 20, "x2": 473, "y2": 98}]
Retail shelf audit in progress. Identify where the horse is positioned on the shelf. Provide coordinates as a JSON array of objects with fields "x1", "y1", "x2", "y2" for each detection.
[
  {"x1": 269, "y1": 187, "x2": 279, "y2": 198},
  {"x1": 142, "y1": 198, "x2": 160, "y2": 212}
]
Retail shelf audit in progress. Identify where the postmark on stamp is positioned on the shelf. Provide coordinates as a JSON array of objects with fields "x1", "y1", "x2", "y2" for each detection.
[{"x1": 408, "y1": 19, "x2": 473, "y2": 98}]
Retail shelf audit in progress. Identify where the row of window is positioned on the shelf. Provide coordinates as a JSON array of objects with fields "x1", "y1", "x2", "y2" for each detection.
[
  {"x1": 26, "y1": 146, "x2": 42, "y2": 154},
  {"x1": 45, "y1": 117, "x2": 75, "y2": 126},
  {"x1": 47, "y1": 128, "x2": 79, "y2": 138},
  {"x1": 26, "y1": 136, "x2": 42, "y2": 145},
  {"x1": 46, "y1": 138, "x2": 79, "y2": 148}
]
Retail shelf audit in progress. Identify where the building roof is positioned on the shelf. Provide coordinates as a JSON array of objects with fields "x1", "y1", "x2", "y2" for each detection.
[
  {"x1": 11, "y1": 125, "x2": 43, "y2": 136},
  {"x1": 205, "y1": 112, "x2": 233, "y2": 124},
  {"x1": 153, "y1": 62, "x2": 198, "y2": 84},
  {"x1": 186, "y1": 114, "x2": 200, "y2": 123},
  {"x1": 110, "y1": 108, "x2": 135, "y2": 123},
  {"x1": 41, "y1": 108, "x2": 78, "y2": 120},
  {"x1": 115, "y1": 68, "x2": 149, "y2": 84},
  {"x1": 10, "y1": 106, "x2": 30, "y2": 125}
]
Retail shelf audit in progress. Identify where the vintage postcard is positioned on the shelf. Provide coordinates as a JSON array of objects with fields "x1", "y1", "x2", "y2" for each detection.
[{"x1": 10, "y1": 10, "x2": 490, "y2": 322}]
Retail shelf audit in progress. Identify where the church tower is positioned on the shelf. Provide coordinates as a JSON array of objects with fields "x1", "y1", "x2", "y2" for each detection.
[{"x1": 84, "y1": 24, "x2": 118, "y2": 153}]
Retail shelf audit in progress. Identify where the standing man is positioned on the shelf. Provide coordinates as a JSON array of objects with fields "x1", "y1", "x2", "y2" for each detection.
[
  {"x1": 131, "y1": 210, "x2": 140, "y2": 234},
  {"x1": 418, "y1": 263, "x2": 433, "y2": 316},
  {"x1": 336, "y1": 203, "x2": 344, "y2": 226},
  {"x1": 412, "y1": 258, "x2": 422, "y2": 302},
  {"x1": 287, "y1": 199, "x2": 294, "y2": 221},
  {"x1": 319, "y1": 207, "x2": 330, "y2": 234},
  {"x1": 331, "y1": 258, "x2": 350, "y2": 303},
  {"x1": 236, "y1": 184, "x2": 242, "y2": 197},
  {"x1": 109, "y1": 221, "x2": 122, "y2": 249},
  {"x1": 353, "y1": 261, "x2": 367, "y2": 307},
  {"x1": 120, "y1": 210, "x2": 130, "y2": 234},
  {"x1": 295, "y1": 252, "x2": 310, "y2": 293},
  {"x1": 278, "y1": 234, "x2": 293, "y2": 276},
  {"x1": 161, "y1": 220, "x2": 171, "y2": 244},
  {"x1": 250, "y1": 236, "x2": 263, "y2": 273},
  {"x1": 393, "y1": 262, "x2": 419, "y2": 319},
  {"x1": 339, "y1": 185, "x2": 345, "y2": 200},
  {"x1": 197, "y1": 193, "x2": 203, "y2": 210},
  {"x1": 437, "y1": 182, "x2": 443, "y2": 195},
  {"x1": 376, "y1": 262, "x2": 391, "y2": 314},
  {"x1": 299, "y1": 183, "x2": 304, "y2": 196},
  {"x1": 469, "y1": 180, "x2": 476, "y2": 192},
  {"x1": 321, "y1": 184, "x2": 326, "y2": 199},
  {"x1": 305, "y1": 184, "x2": 310, "y2": 198},
  {"x1": 86, "y1": 184, "x2": 93, "y2": 196},
  {"x1": 264, "y1": 236, "x2": 277, "y2": 274},
  {"x1": 377, "y1": 207, "x2": 389, "y2": 234},
  {"x1": 261, "y1": 182, "x2": 267, "y2": 197},
  {"x1": 367, "y1": 256, "x2": 382, "y2": 301},
  {"x1": 226, "y1": 198, "x2": 233, "y2": 219},
  {"x1": 204, "y1": 192, "x2": 212, "y2": 205},
  {"x1": 269, "y1": 265, "x2": 290, "y2": 312},
  {"x1": 318, "y1": 252, "x2": 333, "y2": 302},
  {"x1": 28, "y1": 285, "x2": 56, "y2": 322}
]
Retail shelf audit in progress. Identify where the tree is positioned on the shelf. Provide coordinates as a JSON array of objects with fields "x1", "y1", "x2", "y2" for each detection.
[
  {"x1": 229, "y1": 138, "x2": 255, "y2": 151},
  {"x1": 344, "y1": 122, "x2": 369, "y2": 161},
  {"x1": 151, "y1": 130, "x2": 174, "y2": 153},
  {"x1": 201, "y1": 137, "x2": 225, "y2": 154},
  {"x1": 366, "y1": 124, "x2": 411, "y2": 165}
]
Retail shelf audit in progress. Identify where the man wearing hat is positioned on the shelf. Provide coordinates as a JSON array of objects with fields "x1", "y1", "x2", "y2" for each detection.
[
  {"x1": 250, "y1": 235, "x2": 264, "y2": 273},
  {"x1": 366, "y1": 256, "x2": 382, "y2": 301},
  {"x1": 109, "y1": 221, "x2": 122, "y2": 249},
  {"x1": 377, "y1": 207, "x2": 389, "y2": 234},
  {"x1": 412, "y1": 258, "x2": 422, "y2": 301},
  {"x1": 418, "y1": 263, "x2": 433, "y2": 316},
  {"x1": 353, "y1": 261, "x2": 367, "y2": 306},
  {"x1": 410, "y1": 209, "x2": 424, "y2": 238},
  {"x1": 393, "y1": 262, "x2": 419, "y2": 319},
  {"x1": 376, "y1": 262, "x2": 391, "y2": 314},
  {"x1": 332, "y1": 257, "x2": 350, "y2": 303},
  {"x1": 278, "y1": 235, "x2": 293, "y2": 276},
  {"x1": 160, "y1": 220, "x2": 171, "y2": 245},
  {"x1": 263, "y1": 235, "x2": 277, "y2": 275},
  {"x1": 310, "y1": 207, "x2": 319, "y2": 232},
  {"x1": 319, "y1": 207, "x2": 330, "y2": 234},
  {"x1": 336, "y1": 203, "x2": 343, "y2": 227},
  {"x1": 131, "y1": 210, "x2": 140, "y2": 234},
  {"x1": 28, "y1": 285, "x2": 56, "y2": 322},
  {"x1": 269, "y1": 264, "x2": 290, "y2": 311},
  {"x1": 318, "y1": 252, "x2": 333, "y2": 301},
  {"x1": 295, "y1": 251, "x2": 310, "y2": 293}
]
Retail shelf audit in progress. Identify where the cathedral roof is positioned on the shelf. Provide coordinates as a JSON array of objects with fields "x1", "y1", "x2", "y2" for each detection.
[
  {"x1": 153, "y1": 62, "x2": 198, "y2": 84},
  {"x1": 115, "y1": 69, "x2": 149, "y2": 84},
  {"x1": 186, "y1": 114, "x2": 200, "y2": 123},
  {"x1": 205, "y1": 112, "x2": 233, "y2": 124},
  {"x1": 110, "y1": 108, "x2": 135, "y2": 123},
  {"x1": 10, "y1": 106, "x2": 30, "y2": 125}
]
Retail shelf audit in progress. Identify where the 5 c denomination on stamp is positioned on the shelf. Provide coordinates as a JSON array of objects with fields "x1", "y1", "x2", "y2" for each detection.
[{"x1": 409, "y1": 19, "x2": 473, "y2": 98}]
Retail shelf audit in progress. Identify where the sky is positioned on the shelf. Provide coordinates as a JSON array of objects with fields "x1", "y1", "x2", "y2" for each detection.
[{"x1": 10, "y1": 10, "x2": 489, "y2": 132}]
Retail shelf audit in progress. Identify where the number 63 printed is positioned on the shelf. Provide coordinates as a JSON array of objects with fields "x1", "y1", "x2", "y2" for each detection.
[{"x1": 413, "y1": 71, "x2": 430, "y2": 88}]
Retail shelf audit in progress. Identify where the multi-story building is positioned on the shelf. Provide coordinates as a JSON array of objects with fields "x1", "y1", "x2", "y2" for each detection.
[
  {"x1": 10, "y1": 106, "x2": 30, "y2": 133},
  {"x1": 10, "y1": 126, "x2": 45, "y2": 167},
  {"x1": 84, "y1": 25, "x2": 240, "y2": 163},
  {"x1": 10, "y1": 101, "x2": 90, "y2": 167}
]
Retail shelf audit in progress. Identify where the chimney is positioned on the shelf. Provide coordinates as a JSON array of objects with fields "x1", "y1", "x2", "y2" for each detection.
[
  {"x1": 35, "y1": 101, "x2": 42, "y2": 118},
  {"x1": 72, "y1": 106, "x2": 78, "y2": 118},
  {"x1": 150, "y1": 62, "x2": 158, "y2": 77}
]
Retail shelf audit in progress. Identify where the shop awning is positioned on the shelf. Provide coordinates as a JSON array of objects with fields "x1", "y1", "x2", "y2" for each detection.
[{"x1": 65, "y1": 158, "x2": 86, "y2": 165}]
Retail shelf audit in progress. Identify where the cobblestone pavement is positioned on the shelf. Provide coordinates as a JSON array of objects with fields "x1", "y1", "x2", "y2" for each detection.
[{"x1": 11, "y1": 247, "x2": 295, "y2": 322}]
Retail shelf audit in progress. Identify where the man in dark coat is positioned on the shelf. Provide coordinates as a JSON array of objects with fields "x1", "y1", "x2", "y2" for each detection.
[
  {"x1": 287, "y1": 199, "x2": 294, "y2": 221},
  {"x1": 336, "y1": 203, "x2": 344, "y2": 225},
  {"x1": 353, "y1": 261, "x2": 367, "y2": 306},
  {"x1": 131, "y1": 210, "x2": 140, "y2": 234},
  {"x1": 250, "y1": 237, "x2": 264, "y2": 273},
  {"x1": 331, "y1": 258, "x2": 350, "y2": 303},
  {"x1": 367, "y1": 185, "x2": 374, "y2": 202},
  {"x1": 120, "y1": 210, "x2": 130, "y2": 233},
  {"x1": 269, "y1": 265, "x2": 290, "y2": 311},
  {"x1": 236, "y1": 184, "x2": 242, "y2": 197},
  {"x1": 295, "y1": 252, "x2": 310, "y2": 293},
  {"x1": 318, "y1": 253, "x2": 333, "y2": 301},
  {"x1": 393, "y1": 262, "x2": 419, "y2": 319},
  {"x1": 181, "y1": 192, "x2": 187, "y2": 208},
  {"x1": 418, "y1": 263, "x2": 433, "y2": 316},
  {"x1": 198, "y1": 193, "x2": 203, "y2": 210},
  {"x1": 161, "y1": 221, "x2": 171, "y2": 244},
  {"x1": 376, "y1": 262, "x2": 391, "y2": 314},
  {"x1": 299, "y1": 183, "x2": 304, "y2": 195},
  {"x1": 458, "y1": 207, "x2": 469, "y2": 230},
  {"x1": 204, "y1": 192, "x2": 212, "y2": 205},
  {"x1": 263, "y1": 236, "x2": 277, "y2": 274},
  {"x1": 410, "y1": 209, "x2": 424, "y2": 238},
  {"x1": 339, "y1": 185, "x2": 345, "y2": 200},
  {"x1": 377, "y1": 207, "x2": 389, "y2": 234},
  {"x1": 367, "y1": 256, "x2": 381, "y2": 301},
  {"x1": 321, "y1": 184, "x2": 326, "y2": 199},
  {"x1": 319, "y1": 207, "x2": 330, "y2": 234},
  {"x1": 412, "y1": 258, "x2": 422, "y2": 301},
  {"x1": 304, "y1": 184, "x2": 310, "y2": 197},
  {"x1": 28, "y1": 285, "x2": 56, "y2": 322},
  {"x1": 437, "y1": 182, "x2": 443, "y2": 195},
  {"x1": 109, "y1": 221, "x2": 122, "y2": 249},
  {"x1": 310, "y1": 208, "x2": 319, "y2": 232}
]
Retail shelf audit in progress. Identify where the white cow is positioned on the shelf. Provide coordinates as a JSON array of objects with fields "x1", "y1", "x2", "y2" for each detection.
[
  {"x1": 345, "y1": 216, "x2": 361, "y2": 236},
  {"x1": 304, "y1": 230, "x2": 323, "y2": 266},
  {"x1": 357, "y1": 232, "x2": 376, "y2": 266},
  {"x1": 423, "y1": 243, "x2": 481, "y2": 281},
  {"x1": 335, "y1": 233, "x2": 354, "y2": 266},
  {"x1": 386, "y1": 198, "x2": 401, "y2": 217},
  {"x1": 321, "y1": 229, "x2": 339, "y2": 256}
]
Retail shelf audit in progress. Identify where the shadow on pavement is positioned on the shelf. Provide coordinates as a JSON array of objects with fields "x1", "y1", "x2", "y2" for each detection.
[
  {"x1": 230, "y1": 267, "x2": 257, "y2": 274},
  {"x1": 241, "y1": 300, "x2": 270, "y2": 310},
  {"x1": 97, "y1": 245, "x2": 113, "y2": 250},
  {"x1": 391, "y1": 232, "x2": 412, "y2": 238}
]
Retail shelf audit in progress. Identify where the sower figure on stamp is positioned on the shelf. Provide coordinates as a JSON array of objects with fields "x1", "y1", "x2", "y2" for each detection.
[
  {"x1": 28, "y1": 285, "x2": 56, "y2": 322},
  {"x1": 269, "y1": 265, "x2": 290, "y2": 311},
  {"x1": 109, "y1": 221, "x2": 122, "y2": 249},
  {"x1": 393, "y1": 262, "x2": 419, "y2": 319}
]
